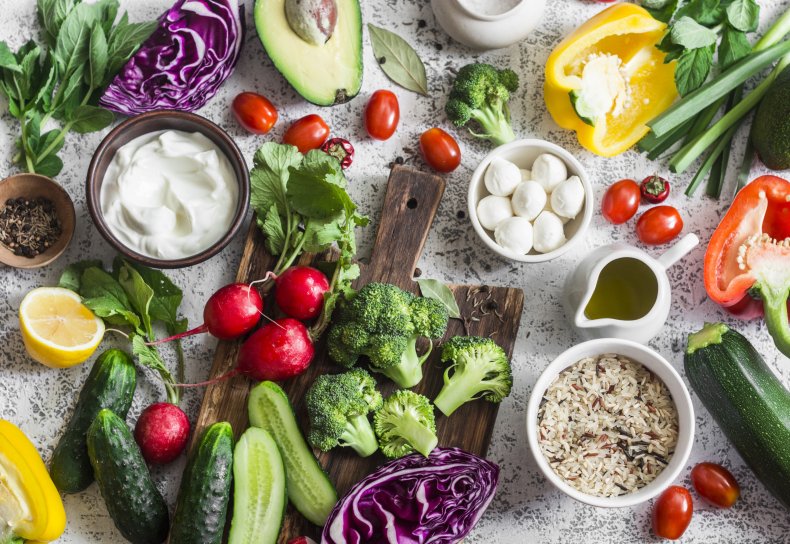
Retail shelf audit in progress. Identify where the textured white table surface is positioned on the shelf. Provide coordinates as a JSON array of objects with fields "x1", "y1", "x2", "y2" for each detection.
[{"x1": 1, "y1": 0, "x2": 789, "y2": 542}]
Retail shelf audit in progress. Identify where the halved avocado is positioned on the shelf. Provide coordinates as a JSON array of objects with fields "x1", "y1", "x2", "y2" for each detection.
[{"x1": 254, "y1": 0, "x2": 363, "y2": 106}]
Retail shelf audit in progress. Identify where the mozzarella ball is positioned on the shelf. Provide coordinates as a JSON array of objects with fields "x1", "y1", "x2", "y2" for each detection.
[
  {"x1": 511, "y1": 181, "x2": 547, "y2": 221},
  {"x1": 476, "y1": 195, "x2": 513, "y2": 231},
  {"x1": 484, "y1": 157, "x2": 522, "y2": 196},
  {"x1": 533, "y1": 211, "x2": 567, "y2": 253},
  {"x1": 543, "y1": 199, "x2": 570, "y2": 224},
  {"x1": 520, "y1": 168, "x2": 532, "y2": 181},
  {"x1": 532, "y1": 153, "x2": 568, "y2": 193},
  {"x1": 495, "y1": 217, "x2": 534, "y2": 255},
  {"x1": 550, "y1": 175, "x2": 585, "y2": 219}
]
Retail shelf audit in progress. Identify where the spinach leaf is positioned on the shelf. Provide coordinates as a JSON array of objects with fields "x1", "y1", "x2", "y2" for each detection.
[
  {"x1": 79, "y1": 266, "x2": 142, "y2": 333},
  {"x1": 118, "y1": 263, "x2": 155, "y2": 339}
]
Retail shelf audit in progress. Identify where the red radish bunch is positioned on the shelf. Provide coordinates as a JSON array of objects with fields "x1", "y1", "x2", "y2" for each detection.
[
  {"x1": 134, "y1": 403, "x2": 191, "y2": 465},
  {"x1": 275, "y1": 266, "x2": 330, "y2": 320},
  {"x1": 238, "y1": 318, "x2": 315, "y2": 381}
]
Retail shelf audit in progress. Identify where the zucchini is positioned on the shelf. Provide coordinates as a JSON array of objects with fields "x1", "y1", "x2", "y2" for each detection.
[
  {"x1": 228, "y1": 427, "x2": 286, "y2": 544},
  {"x1": 87, "y1": 409, "x2": 169, "y2": 544},
  {"x1": 170, "y1": 422, "x2": 234, "y2": 544},
  {"x1": 50, "y1": 349, "x2": 137, "y2": 493},
  {"x1": 248, "y1": 381, "x2": 338, "y2": 525},
  {"x1": 685, "y1": 323, "x2": 790, "y2": 508}
]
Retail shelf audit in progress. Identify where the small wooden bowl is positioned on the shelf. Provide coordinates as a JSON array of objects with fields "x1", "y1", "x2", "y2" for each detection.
[
  {"x1": 86, "y1": 110, "x2": 250, "y2": 269},
  {"x1": 0, "y1": 173, "x2": 76, "y2": 269}
]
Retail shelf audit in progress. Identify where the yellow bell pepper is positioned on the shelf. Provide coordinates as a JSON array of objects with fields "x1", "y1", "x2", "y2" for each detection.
[
  {"x1": 544, "y1": 3, "x2": 678, "y2": 157},
  {"x1": 0, "y1": 420, "x2": 66, "y2": 543}
]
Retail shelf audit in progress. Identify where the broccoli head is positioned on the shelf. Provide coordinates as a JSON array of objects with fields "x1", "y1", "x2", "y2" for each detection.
[
  {"x1": 445, "y1": 63, "x2": 519, "y2": 147},
  {"x1": 374, "y1": 389, "x2": 438, "y2": 459},
  {"x1": 326, "y1": 283, "x2": 449, "y2": 388},
  {"x1": 306, "y1": 368, "x2": 383, "y2": 457},
  {"x1": 433, "y1": 336, "x2": 513, "y2": 417}
]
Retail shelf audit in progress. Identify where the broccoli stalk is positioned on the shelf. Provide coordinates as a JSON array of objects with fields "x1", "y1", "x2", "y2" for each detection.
[
  {"x1": 433, "y1": 336, "x2": 513, "y2": 417},
  {"x1": 305, "y1": 369, "x2": 383, "y2": 457},
  {"x1": 374, "y1": 389, "x2": 438, "y2": 459},
  {"x1": 445, "y1": 63, "x2": 519, "y2": 147},
  {"x1": 326, "y1": 283, "x2": 449, "y2": 388}
]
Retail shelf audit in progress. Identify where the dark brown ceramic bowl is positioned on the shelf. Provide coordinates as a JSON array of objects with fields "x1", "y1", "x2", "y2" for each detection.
[
  {"x1": 86, "y1": 110, "x2": 250, "y2": 269},
  {"x1": 0, "y1": 173, "x2": 76, "y2": 269}
]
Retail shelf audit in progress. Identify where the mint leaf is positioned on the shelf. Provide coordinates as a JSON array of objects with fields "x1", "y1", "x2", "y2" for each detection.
[
  {"x1": 643, "y1": 0, "x2": 678, "y2": 23},
  {"x1": 259, "y1": 204, "x2": 287, "y2": 255},
  {"x1": 417, "y1": 279, "x2": 462, "y2": 319},
  {"x1": 0, "y1": 42, "x2": 21, "y2": 72},
  {"x1": 676, "y1": 0, "x2": 725, "y2": 26},
  {"x1": 59, "y1": 259, "x2": 103, "y2": 291},
  {"x1": 54, "y1": 2, "x2": 96, "y2": 80},
  {"x1": 726, "y1": 0, "x2": 759, "y2": 32},
  {"x1": 87, "y1": 23, "x2": 108, "y2": 90},
  {"x1": 671, "y1": 17, "x2": 718, "y2": 49},
  {"x1": 675, "y1": 45, "x2": 714, "y2": 96},
  {"x1": 118, "y1": 263, "x2": 154, "y2": 339},
  {"x1": 105, "y1": 15, "x2": 157, "y2": 81},
  {"x1": 37, "y1": 0, "x2": 77, "y2": 47},
  {"x1": 719, "y1": 25, "x2": 751, "y2": 69},
  {"x1": 657, "y1": 32, "x2": 684, "y2": 62},
  {"x1": 35, "y1": 154, "x2": 64, "y2": 177},
  {"x1": 69, "y1": 104, "x2": 114, "y2": 133},
  {"x1": 287, "y1": 165, "x2": 351, "y2": 219}
]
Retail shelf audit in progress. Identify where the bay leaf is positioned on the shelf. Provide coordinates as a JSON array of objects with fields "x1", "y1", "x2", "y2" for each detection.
[{"x1": 368, "y1": 24, "x2": 428, "y2": 96}]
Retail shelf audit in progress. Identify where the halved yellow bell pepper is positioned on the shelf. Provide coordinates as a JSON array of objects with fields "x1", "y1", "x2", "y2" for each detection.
[
  {"x1": 0, "y1": 420, "x2": 66, "y2": 543},
  {"x1": 545, "y1": 3, "x2": 678, "y2": 157}
]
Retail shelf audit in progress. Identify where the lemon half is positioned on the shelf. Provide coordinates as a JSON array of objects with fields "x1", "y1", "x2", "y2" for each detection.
[{"x1": 19, "y1": 287, "x2": 104, "y2": 368}]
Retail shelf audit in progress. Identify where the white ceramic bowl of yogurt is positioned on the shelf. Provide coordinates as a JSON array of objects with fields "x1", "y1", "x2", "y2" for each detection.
[
  {"x1": 468, "y1": 139, "x2": 593, "y2": 263},
  {"x1": 87, "y1": 111, "x2": 250, "y2": 269}
]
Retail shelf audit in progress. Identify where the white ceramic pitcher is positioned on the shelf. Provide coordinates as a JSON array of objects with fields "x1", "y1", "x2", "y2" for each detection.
[{"x1": 563, "y1": 233, "x2": 699, "y2": 344}]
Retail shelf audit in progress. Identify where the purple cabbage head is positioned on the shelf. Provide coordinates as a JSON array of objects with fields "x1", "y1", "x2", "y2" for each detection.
[
  {"x1": 100, "y1": 0, "x2": 243, "y2": 115},
  {"x1": 322, "y1": 448, "x2": 499, "y2": 544}
]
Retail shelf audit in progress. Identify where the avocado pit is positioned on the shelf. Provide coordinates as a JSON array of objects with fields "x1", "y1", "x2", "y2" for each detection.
[{"x1": 285, "y1": 0, "x2": 338, "y2": 45}]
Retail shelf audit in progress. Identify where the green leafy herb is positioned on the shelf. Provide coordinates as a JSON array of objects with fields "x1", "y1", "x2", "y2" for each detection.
[
  {"x1": 719, "y1": 25, "x2": 752, "y2": 69},
  {"x1": 726, "y1": 0, "x2": 760, "y2": 32},
  {"x1": 0, "y1": 0, "x2": 155, "y2": 177},
  {"x1": 368, "y1": 23, "x2": 429, "y2": 96},
  {"x1": 675, "y1": 45, "x2": 714, "y2": 96},
  {"x1": 416, "y1": 279, "x2": 462, "y2": 320}
]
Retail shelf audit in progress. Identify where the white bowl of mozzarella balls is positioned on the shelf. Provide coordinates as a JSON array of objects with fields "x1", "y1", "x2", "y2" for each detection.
[{"x1": 468, "y1": 139, "x2": 593, "y2": 262}]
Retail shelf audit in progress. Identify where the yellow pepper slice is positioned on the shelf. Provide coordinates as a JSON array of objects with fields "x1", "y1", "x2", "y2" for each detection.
[
  {"x1": 0, "y1": 420, "x2": 66, "y2": 543},
  {"x1": 544, "y1": 3, "x2": 678, "y2": 157}
]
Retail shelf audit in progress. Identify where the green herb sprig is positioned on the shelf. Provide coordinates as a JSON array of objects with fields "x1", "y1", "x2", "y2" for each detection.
[
  {"x1": 59, "y1": 258, "x2": 187, "y2": 405},
  {"x1": 0, "y1": 0, "x2": 155, "y2": 177},
  {"x1": 250, "y1": 142, "x2": 369, "y2": 340}
]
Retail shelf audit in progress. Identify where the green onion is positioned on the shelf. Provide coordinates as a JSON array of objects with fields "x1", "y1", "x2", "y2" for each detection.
[{"x1": 735, "y1": 141, "x2": 755, "y2": 194}]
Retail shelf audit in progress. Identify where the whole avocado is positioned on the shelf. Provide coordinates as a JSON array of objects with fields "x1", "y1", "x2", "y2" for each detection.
[{"x1": 751, "y1": 65, "x2": 790, "y2": 170}]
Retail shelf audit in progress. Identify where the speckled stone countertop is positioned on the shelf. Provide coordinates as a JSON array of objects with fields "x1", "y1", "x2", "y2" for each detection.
[{"x1": 1, "y1": 0, "x2": 788, "y2": 542}]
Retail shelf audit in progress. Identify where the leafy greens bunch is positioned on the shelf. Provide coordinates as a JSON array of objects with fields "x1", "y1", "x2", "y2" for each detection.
[
  {"x1": 59, "y1": 257, "x2": 187, "y2": 405},
  {"x1": 250, "y1": 142, "x2": 369, "y2": 339},
  {"x1": 0, "y1": 0, "x2": 155, "y2": 177}
]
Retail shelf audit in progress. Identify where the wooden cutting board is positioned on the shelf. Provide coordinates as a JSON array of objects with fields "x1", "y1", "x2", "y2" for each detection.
[{"x1": 190, "y1": 165, "x2": 525, "y2": 542}]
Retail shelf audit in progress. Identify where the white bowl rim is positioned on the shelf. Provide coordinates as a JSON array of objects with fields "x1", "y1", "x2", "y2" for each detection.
[
  {"x1": 525, "y1": 338, "x2": 695, "y2": 508},
  {"x1": 467, "y1": 139, "x2": 594, "y2": 263}
]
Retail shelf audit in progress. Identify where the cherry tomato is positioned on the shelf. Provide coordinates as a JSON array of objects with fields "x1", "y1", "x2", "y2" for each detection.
[
  {"x1": 419, "y1": 128, "x2": 461, "y2": 173},
  {"x1": 283, "y1": 114, "x2": 330, "y2": 153},
  {"x1": 652, "y1": 486, "x2": 693, "y2": 540},
  {"x1": 691, "y1": 462, "x2": 740, "y2": 508},
  {"x1": 601, "y1": 179, "x2": 640, "y2": 224},
  {"x1": 364, "y1": 90, "x2": 400, "y2": 140},
  {"x1": 232, "y1": 92, "x2": 278, "y2": 134},
  {"x1": 636, "y1": 205, "x2": 683, "y2": 245}
]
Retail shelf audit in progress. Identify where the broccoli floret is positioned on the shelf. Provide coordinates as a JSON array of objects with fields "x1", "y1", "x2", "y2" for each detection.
[
  {"x1": 326, "y1": 283, "x2": 449, "y2": 388},
  {"x1": 374, "y1": 389, "x2": 438, "y2": 459},
  {"x1": 433, "y1": 336, "x2": 513, "y2": 417},
  {"x1": 445, "y1": 63, "x2": 519, "y2": 146},
  {"x1": 306, "y1": 368, "x2": 383, "y2": 457}
]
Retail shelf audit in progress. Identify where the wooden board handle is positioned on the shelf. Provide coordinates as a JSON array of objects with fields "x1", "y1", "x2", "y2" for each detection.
[{"x1": 362, "y1": 165, "x2": 446, "y2": 287}]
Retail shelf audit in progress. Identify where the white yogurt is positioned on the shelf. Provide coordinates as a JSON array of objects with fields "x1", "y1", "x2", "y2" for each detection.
[
  {"x1": 100, "y1": 130, "x2": 239, "y2": 260},
  {"x1": 459, "y1": 0, "x2": 521, "y2": 16}
]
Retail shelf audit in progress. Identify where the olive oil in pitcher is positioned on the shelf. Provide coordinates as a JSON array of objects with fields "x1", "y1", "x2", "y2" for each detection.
[{"x1": 584, "y1": 257, "x2": 658, "y2": 321}]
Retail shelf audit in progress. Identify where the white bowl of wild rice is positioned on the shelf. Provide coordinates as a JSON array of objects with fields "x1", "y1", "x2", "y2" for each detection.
[{"x1": 526, "y1": 338, "x2": 694, "y2": 508}]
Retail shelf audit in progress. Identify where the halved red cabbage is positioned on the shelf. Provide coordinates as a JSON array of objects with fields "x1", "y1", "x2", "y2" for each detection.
[
  {"x1": 100, "y1": 0, "x2": 243, "y2": 114},
  {"x1": 322, "y1": 448, "x2": 499, "y2": 544}
]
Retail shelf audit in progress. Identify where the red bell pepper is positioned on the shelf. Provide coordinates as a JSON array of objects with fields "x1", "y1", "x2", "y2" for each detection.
[{"x1": 704, "y1": 175, "x2": 790, "y2": 357}]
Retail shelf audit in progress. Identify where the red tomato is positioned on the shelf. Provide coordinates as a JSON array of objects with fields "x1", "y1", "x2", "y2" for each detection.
[
  {"x1": 636, "y1": 206, "x2": 683, "y2": 245},
  {"x1": 419, "y1": 128, "x2": 461, "y2": 173},
  {"x1": 283, "y1": 114, "x2": 330, "y2": 153},
  {"x1": 232, "y1": 92, "x2": 278, "y2": 134},
  {"x1": 691, "y1": 462, "x2": 740, "y2": 508},
  {"x1": 652, "y1": 486, "x2": 693, "y2": 540},
  {"x1": 601, "y1": 179, "x2": 640, "y2": 224},
  {"x1": 364, "y1": 90, "x2": 400, "y2": 140}
]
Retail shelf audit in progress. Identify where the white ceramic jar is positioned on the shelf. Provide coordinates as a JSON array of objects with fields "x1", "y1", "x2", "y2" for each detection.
[{"x1": 431, "y1": 0, "x2": 547, "y2": 50}]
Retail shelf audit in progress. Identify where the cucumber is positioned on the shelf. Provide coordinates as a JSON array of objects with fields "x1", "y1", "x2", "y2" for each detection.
[
  {"x1": 228, "y1": 427, "x2": 286, "y2": 544},
  {"x1": 685, "y1": 323, "x2": 790, "y2": 508},
  {"x1": 248, "y1": 381, "x2": 338, "y2": 526},
  {"x1": 170, "y1": 422, "x2": 234, "y2": 544},
  {"x1": 50, "y1": 349, "x2": 137, "y2": 493},
  {"x1": 87, "y1": 409, "x2": 169, "y2": 544}
]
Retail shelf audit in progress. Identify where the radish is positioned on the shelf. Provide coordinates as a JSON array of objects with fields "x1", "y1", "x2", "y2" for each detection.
[
  {"x1": 134, "y1": 402, "x2": 191, "y2": 465},
  {"x1": 150, "y1": 283, "x2": 263, "y2": 344},
  {"x1": 287, "y1": 538, "x2": 318, "y2": 544},
  {"x1": 275, "y1": 266, "x2": 330, "y2": 320}
]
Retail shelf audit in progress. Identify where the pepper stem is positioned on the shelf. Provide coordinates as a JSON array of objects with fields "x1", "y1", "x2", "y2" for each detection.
[{"x1": 759, "y1": 285, "x2": 790, "y2": 359}]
